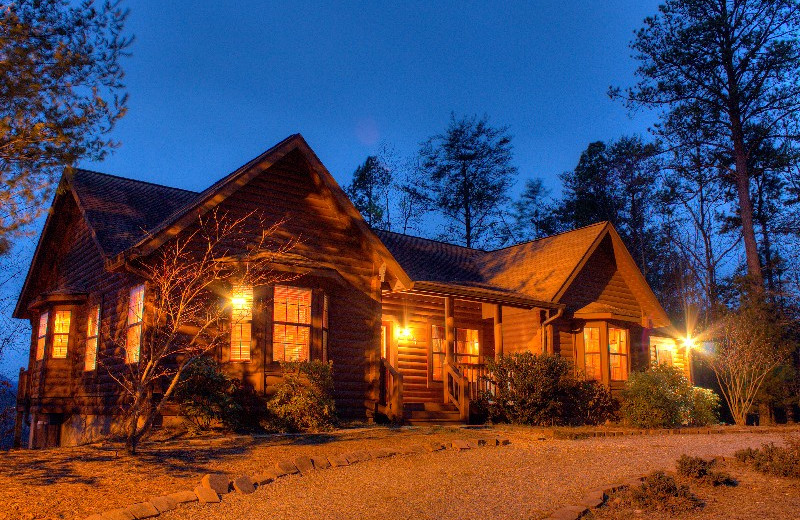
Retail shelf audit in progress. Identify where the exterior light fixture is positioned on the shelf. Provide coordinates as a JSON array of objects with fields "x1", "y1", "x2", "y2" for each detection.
[
  {"x1": 397, "y1": 327, "x2": 414, "y2": 341},
  {"x1": 683, "y1": 336, "x2": 696, "y2": 350}
]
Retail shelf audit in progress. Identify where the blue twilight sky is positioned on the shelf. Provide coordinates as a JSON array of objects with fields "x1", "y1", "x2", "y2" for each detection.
[{"x1": 1, "y1": 0, "x2": 663, "y2": 376}]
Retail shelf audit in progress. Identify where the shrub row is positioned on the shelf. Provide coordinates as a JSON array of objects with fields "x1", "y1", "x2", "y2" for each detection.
[
  {"x1": 175, "y1": 358, "x2": 337, "y2": 434},
  {"x1": 475, "y1": 354, "x2": 719, "y2": 428}
]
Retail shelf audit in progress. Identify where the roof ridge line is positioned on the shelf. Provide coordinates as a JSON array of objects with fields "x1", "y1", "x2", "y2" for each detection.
[
  {"x1": 488, "y1": 221, "x2": 610, "y2": 252},
  {"x1": 373, "y1": 228, "x2": 488, "y2": 252},
  {"x1": 74, "y1": 168, "x2": 200, "y2": 195}
]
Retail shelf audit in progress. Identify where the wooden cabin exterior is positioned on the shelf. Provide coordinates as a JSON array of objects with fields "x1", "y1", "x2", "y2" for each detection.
[{"x1": 13, "y1": 134, "x2": 685, "y2": 448}]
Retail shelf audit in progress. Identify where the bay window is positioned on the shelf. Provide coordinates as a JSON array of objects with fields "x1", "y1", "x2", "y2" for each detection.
[
  {"x1": 580, "y1": 323, "x2": 630, "y2": 383},
  {"x1": 52, "y1": 310, "x2": 71, "y2": 358},
  {"x1": 272, "y1": 285, "x2": 312, "y2": 362},
  {"x1": 85, "y1": 305, "x2": 100, "y2": 371},
  {"x1": 126, "y1": 284, "x2": 145, "y2": 363}
]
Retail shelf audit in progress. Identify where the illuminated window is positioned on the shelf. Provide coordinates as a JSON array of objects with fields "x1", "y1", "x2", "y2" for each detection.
[
  {"x1": 230, "y1": 285, "x2": 253, "y2": 362},
  {"x1": 431, "y1": 325, "x2": 445, "y2": 381},
  {"x1": 36, "y1": 312, "x2": 49, "y2": 361},
  {"x1": 609, "y1": 327, "x2": 629, "y2": 381},
  {"x1": 85, "y1": 305, "x2": 101, "y2": 371},
  {"x1": 51, "y1": 310, "x2": 71, "y2": 358},
  {"x1": 126, "y1": 284, "x2": 145, "y2": 363},
  {"x1": 455, "y1": 328, "x2": 480, "y2": 364},
  {"x1": 584, "y1": 327, "x2": 601, "y2": 380},
  {"x1": 272, "y1": 285, "x2": 312, "y2": 362},
  {"x1": 381, "y1": 323, "x2": 388, "y2": 359}
]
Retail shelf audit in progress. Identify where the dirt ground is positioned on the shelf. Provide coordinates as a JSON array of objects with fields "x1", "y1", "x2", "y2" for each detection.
[
  {"x1": 587, "y1": 459, "x2": 800, "y2": 520},
  {"x1": 1, "y1": 425, "x2": 799, "y2": 520}
]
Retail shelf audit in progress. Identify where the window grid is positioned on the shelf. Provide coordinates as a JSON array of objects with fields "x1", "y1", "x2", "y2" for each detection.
[
  {"x1": 85, "y1": 305, "x2": 101, "y2": 371},
  {"x1": 126, "y1": 284, "x2": 145, "y2": 363},
  {"x1": 51, "y1": 310, "x2": 71, "y2": 359},
  {"x1": 609, "y1": 327, "x2": 629, "y2": 381},
  {"x1": 272, "y1": 286, "x2": 312, "y2": 362}
]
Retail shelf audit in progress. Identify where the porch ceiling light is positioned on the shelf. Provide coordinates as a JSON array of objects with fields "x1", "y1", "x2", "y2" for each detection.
[
  {"x1": 397, "y1": 327, "x2": 414, "y2": 341},
  {"x1": 682, "y1": 336, "x2": 696, "y2": 350}
]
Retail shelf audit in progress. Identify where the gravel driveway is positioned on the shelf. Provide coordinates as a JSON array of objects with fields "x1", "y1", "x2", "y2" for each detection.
[{"x1": 160, "y1": 430, "x2": 800, "y2": 520}]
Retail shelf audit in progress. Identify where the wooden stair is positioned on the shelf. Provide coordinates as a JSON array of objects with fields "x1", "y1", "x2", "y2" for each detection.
[{"x1": 403, "y1": 402, "x2": 462, "y2": 425}]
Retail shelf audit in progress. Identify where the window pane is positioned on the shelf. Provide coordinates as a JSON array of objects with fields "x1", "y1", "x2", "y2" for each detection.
[
  {"x1": 273, "y1": 323, "x2": 309, "y2": 362},
  {"x1": 231, "y1": 285, "x2": 253, "y2": 322},
  {"x1": 455, "y1": 328, "x2": 479, "y2": 361},
  {"x1": 230, "y1": 322, "x2": 251, "y2": 362},
  {"x1": 36, "y1": 312, "x2": 49, "y2": 361},
  {"x1": 609, "y1": 328, "x2": 629, "y2": 381},
  {"x1": 584, "y1": 327, "x2": 601, "y2": 380},
  {"x1": 128, "y1": 284, "x2": 145, "y2": 325}
]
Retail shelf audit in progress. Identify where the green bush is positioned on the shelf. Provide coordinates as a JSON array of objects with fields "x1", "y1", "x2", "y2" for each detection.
[
  {"x1": 476, "y1": 353, "x2": 618, "y2": 426},
  {"x1": 621, "y1": 365, "x2": 719, "y2": 428},
  {"x1": 735, "y1": 439, "x2": 800, "y2": 479},
  {"x1": 174, "y1": 358, "x2": 242, "y2": 431},
  {"x1": 676, "y1": 455, "x2": 735, "y2": 486},
  {"x1": 266, "y1": 360, "x2": 337, "y2": 432}
]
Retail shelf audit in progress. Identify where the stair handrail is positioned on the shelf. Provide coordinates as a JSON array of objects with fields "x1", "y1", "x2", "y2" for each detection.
[
  {"x1": 444, "y1": 361, "x2": 470, "y2": 422},
  {"x1": 381, "y1": 357, "x2": 403, "y2": 422}
]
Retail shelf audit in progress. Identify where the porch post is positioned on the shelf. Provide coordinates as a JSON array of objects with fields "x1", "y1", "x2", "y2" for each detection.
[
  {"x1": 444, "y1": 296, "x2": 455, "y2": 364},
  {"x1": 494, "y1": 304, "x2": 503, "y2": 361}
]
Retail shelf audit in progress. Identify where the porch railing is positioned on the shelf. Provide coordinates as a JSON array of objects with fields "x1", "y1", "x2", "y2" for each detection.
[
  {"x1": 377, "y1": 357, "x2": 403, "y2": 422},
  {"x1": 456, "y1": 362, "x2": 493, "y2": 401},
  {"x1": 444, "y1": 362, "x2": 470, "y2": 422}
]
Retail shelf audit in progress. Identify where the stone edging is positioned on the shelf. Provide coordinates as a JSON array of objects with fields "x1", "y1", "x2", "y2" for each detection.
[
  {"x1": 84, "y1": 436, "x2": 512, "y2": 520},
  {"x1": 543, "y1": 476, "x2": 645, "y2": 520}
]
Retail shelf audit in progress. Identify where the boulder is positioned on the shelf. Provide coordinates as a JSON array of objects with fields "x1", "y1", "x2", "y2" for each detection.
[
  {"x1": 275, "y1": 459, "x2": 300, "y2": 475},
  {"x1": 328, "y1": 454, "x2": 350, "y2": 467},
  {"x1": 293, "y1": 455, "x2": 315, "y2": 474},
  {"x1": 167, "y1": 490, "x2": 198, "y2": 504},
  {"x1": 148, "y1": 495, "x2": 178, "y2": 513},
  {"x1": 311, "y1": 455, "x2": 331, "y2": 469},
  {"x1": 233, "y1": 476, "x2": 255, "y2": 494},
  {"x1": 125, "y1": 502, "x2": 159, "y2": 519},
  {"x1": 200, "y1": 473, "x2": 230, "y2": 494},
  {"x1": 194, "y1": 485, "x2": 220, "y2": 504}
]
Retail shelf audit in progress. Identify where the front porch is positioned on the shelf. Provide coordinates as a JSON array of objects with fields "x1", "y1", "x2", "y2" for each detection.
[{"x1": 376, "y1": 287, "x2": 558, "y2": 424}]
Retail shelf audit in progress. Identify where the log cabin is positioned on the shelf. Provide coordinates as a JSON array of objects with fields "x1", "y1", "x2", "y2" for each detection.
[{"x1": 12, "y1": 134, "x2": 689, "y2": 448}]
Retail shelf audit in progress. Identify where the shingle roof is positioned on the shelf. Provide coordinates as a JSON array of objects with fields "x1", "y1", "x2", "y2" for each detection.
[
  {"x1": 375, "y1": 222, "x2": 608, "y2": 303},
  {"x1": 70, "y1": 169, "x2": 199, "y2": 257}
]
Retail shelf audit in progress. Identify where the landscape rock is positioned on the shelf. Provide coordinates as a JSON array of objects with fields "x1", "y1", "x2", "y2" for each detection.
[
  {"x1": 167, "y1": 490, "x2": 198, "y2": 503},
  {"x1": 252, "y1": 472, "x2": 275, "y2": 485},
  {"x1": 451, "y1": 439, "x2": 471, "y2": 450},
  {"x1": 311, "y1": 455, "x2": 331, "y2": 469},
  {"x1": 193, "y1": 485, "x2": 220, "y2": 504},
  {"x1": 409, "y1": 444, "x2": 428, "y2": 454},
  {"x1": 275, "y1": 459, "x2": 300, "y2": 475},
  {"x1": 125, "y1": 502, "x2": 159, "y2": 520},
  {"x1": 233, "y1": 476, "x2": 255, "y2": 494},
  {"x1": 201, "y1": 473, "x2": 230, "y2": 494},
  {"x1": 293, "y1": 455, "x2": 315, "y2": 474},
  {"x1": 328, "y1": 453, "x2": 350, "y2": 467},
  {"x1": 149, "y1": 495, "x2": 178, "y2": 513}
]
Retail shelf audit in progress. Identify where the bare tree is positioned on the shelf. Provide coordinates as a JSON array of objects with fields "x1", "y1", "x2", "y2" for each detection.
[
  {"x1": 102, "y1": 209, "x2": 297, "y2": 454},
  {"x1": 704, "y1": 301, "x2": 791, "y2": 425}
]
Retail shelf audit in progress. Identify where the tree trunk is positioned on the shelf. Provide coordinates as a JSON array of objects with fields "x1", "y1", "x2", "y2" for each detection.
[{"x1": 758, "y1": 401, "x2": 773, "y2": 426}]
